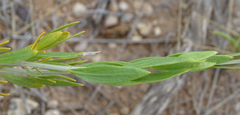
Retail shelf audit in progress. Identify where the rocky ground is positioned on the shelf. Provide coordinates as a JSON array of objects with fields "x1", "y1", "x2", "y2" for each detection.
[{"x1": 1, "y1": 0, "x2": 240, "y2": 115}]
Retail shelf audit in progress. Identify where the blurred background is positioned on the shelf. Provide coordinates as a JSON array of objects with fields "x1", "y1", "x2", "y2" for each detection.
[{"x1": 1, "y1": 0, "x2": 240, "y2": 115}]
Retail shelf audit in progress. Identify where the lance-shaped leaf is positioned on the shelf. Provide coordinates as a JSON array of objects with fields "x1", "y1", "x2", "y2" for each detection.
[
  {"x1": 152, "y1": 61, "x2": 202, "y2": 71},
  {"x1": 0, "y1": 93, "x2": 10, "y2": 96},
  {"x1": 178, "y1": 51, "x2": 218, "y2": 61},
  {"x1": 78, "y1": 62, "x2": 125, "y2": 67},
  {"x1": 214, "y1": 65, "x2": 240, "y2": 69},
  {"x1": 104, "y1": 80, "x2": 141, "y2": 86},
  {"x1": 205, "y1": 55, "x2": 233, "y2": 64},
  {"x1": 132, "y1": 70, "x2": 189, "y2": 83},
  {"x1": 167, "y1": 53, "x2": 184, "y2": 57},
  {"x1": 125, "y1": 57, "x2": 193, "y2": 69},
  {"x1": 25, "y1": 68, "x2": 76, "y2": 82},
  {"x1": 0, "y1": 40, "x2": 9, "y2": 46},
  {"x1": 29, "y1": 76, "x2": 83, "y2": 86},
  {"x1": 45, "y1": 57, "x2": 81, "y2": 63},
  {"x1": 40, "y1": 32, "x2": 70, "y2": 50},
  {"x1": 0, "y1": 73, "x2": 43, "y2": 88},
  {"x1": 50, "y1": 21, "x2": 79, "y2": 33},
  {"x1": 217, "y1": 59, "x2": 240, "y2": 65},
  {"x1": 68, "y1": 65, "x2": 150, "y2": 84},
  {"x1": 28, "y1": 75, "x2": 83, "y2": 86},
  {"x1": 48, "y1": 31, "x2": 84, "y2": 49},
  {"x1": 35, "y1": 52, "x2": 83, "y2": 58},
  {"x1": 0, "y1": 49, "x2": 38, "y2": 64},
  {"x1": 0, "y1": 47, "x2": 11, "y2": 53},
  {"x1": 227, "y1": 52, "x2": 240, "y2": 57},
  {"x1": 34, "y1": 31, "x2": 62, "y2": 50},
  {"x1": 213, "y1": 31, "x2": 236, "y2": 46}
]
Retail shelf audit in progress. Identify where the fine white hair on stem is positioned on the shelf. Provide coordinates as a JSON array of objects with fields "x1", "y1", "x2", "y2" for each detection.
[{"x1": 80, "y1": 51, "x2": 101, "y2": 57}]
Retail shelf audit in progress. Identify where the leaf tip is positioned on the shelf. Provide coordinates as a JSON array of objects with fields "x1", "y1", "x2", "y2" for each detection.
[
  {"x1": 0, "y1": 93, "x2": 10, "y2": 96},
  {"x1": 0, "y1": 80, "x2": 8, "y2": 84}
]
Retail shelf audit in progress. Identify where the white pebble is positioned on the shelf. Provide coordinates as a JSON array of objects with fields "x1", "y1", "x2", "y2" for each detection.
[
  {"x1": 119, "y1": 1, "x2": 129, "y2": 12},
  {"x1": 154, "y1": 27, "x2": 162, "y2": 37},
  {"x1": 132, "y1": 35, "x2": 142, "y2": 42},
  {"x1": 73, "y1": 2, "x2": 87, "y2": 17},
  {"x1": 137, "y1": 22, "x2": 152, "y2": 36},
  {"x1": 104, "y1": 15, "x2": 118, "y2": 27}
]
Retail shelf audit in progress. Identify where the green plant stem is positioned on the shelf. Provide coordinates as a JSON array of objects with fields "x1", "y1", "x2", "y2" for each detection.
[
  {"x1": 0, "y1": 67, "x2": 69, "y2": 75},
  {"x1": 0, "y1": 61, "x2": 85, "y2": 71},
  {"x1": 217, "y1": 59, "x2": 240, "y2": 65}
]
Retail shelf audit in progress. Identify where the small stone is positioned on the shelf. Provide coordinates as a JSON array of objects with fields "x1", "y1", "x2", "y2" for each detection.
[
  {"x1": 108, "y1": 43, "x2": 117, "y2": 49},
  {"x1": 132, "y1": 35, "x2": 142, "y2": 42},
  {"x1": 154, "y1": 27, "x2": 162, "y2": 37},
  {"x1": 104, "y1": 15, "x2": 118, "y2": 27},
  {"x1": 137, "y1": 22, "x2": 152, "y2": 36},
  {"x1": 133, "y1": 1, "x2": 153, "y2": 15},
  {"x1": 119, "y1": 1, "x2": 129, "y2": 12},
  {"x1": 48, "y1": 100, "x2": 59, "y2": 108},
  {"x1": 109, "y1": 0, "x2": 118, "y2": 12},
  {"x1": 46, "y1": 109, "x2": 61, "y2": 115},
  {"x1": 7, "y1": 98, "x2": 39, "y2": 115},
  {"x1": 73, "y1": 2, "x2": 87, "y2": 17},
  {"x1": 120, "y1": 107, "x2": 130, "y2": 115}
]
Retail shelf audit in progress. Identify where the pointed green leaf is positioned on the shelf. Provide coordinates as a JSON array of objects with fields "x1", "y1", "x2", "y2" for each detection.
[
  {"x1": 125, "y1": 57, "x2": 192, "y2": 69},
  {"x1": 152, "y1": 61, "x2": 202, "y2": 71},
  {"x1": 206, "y1": 55, "x2": 233, "y2": 64},
  {"x1": 35, "y1": 52, "x2": 83, "y2": 58},
  {"x1": 69, "y1": 65, "x2": 150, "y2": 84},
  {"x1": 50, "y1": 21, "x2": 79, "y2": 33},
  {"x1": 78, "y1": 62, "x2": 124, "y2": 67},
  {"x1": 0, "y1": 47, "x2": 11, "y2": 53},
  {"x1": 213, "y1": 31, "x2": 236, "y2": 44},
  {"x1": 41, "y1": 32, "x2": 70, "y2": 50},
  {"x1": 34, "y1": 31, "x2": 62, "y2": 50},
  {"x1": 227, "y1": 52, "x2": 240, "y2": 57},
  {"x1": 25, "y1": 68, "x2": 75, "y2": 82},
  {"x1": 0, "y1": 49, "x2": 38, "y2": 64},
  {"x1": 30, "y1": 77, "x2": 83, "y2": 86},
  {"x1": 64, "y1": 31, "x2": 85, "y2": 41},
  {"x1": 45, "y1": 57, "x2": 81, "y2": 63},
  {"x1": 179, "y1": 51, "x2": 217, "y2": 61},
  {"x1": 167, "y1": 53, "x2": 184, "y2": 57},
  {"x1": 214, "y1": 65, "x2": 240, "y2": 69},
  {"x1": 132, "y1": 70, "x2": 189, "y2": 83},
  {"x1": 0, "y1": 73, "x2": 43, "y2": 88},
  {"x1": 217, "y1": 59, "x2": 240, "y2": 65},
  {"x1": 0, "y1": 40, "x2": 9, "y2": 46},
  {"x1": 104, "y1": 80, "x2": 141, "y2": 86}
]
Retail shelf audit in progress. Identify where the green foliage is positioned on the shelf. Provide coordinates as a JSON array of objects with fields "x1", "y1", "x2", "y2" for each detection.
[
  {"x1": 0, "y1": 49, "x2": 38, "y2": 64},
  {"x1": 0, "y1": 73, "x2": 43, "y2": 88},
  {"x1": 213, "y1": 31, "x2": 240, "y2": 51},
  {"x1": 1, "y1": 22, "x2": 240, "y2": 96}
]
